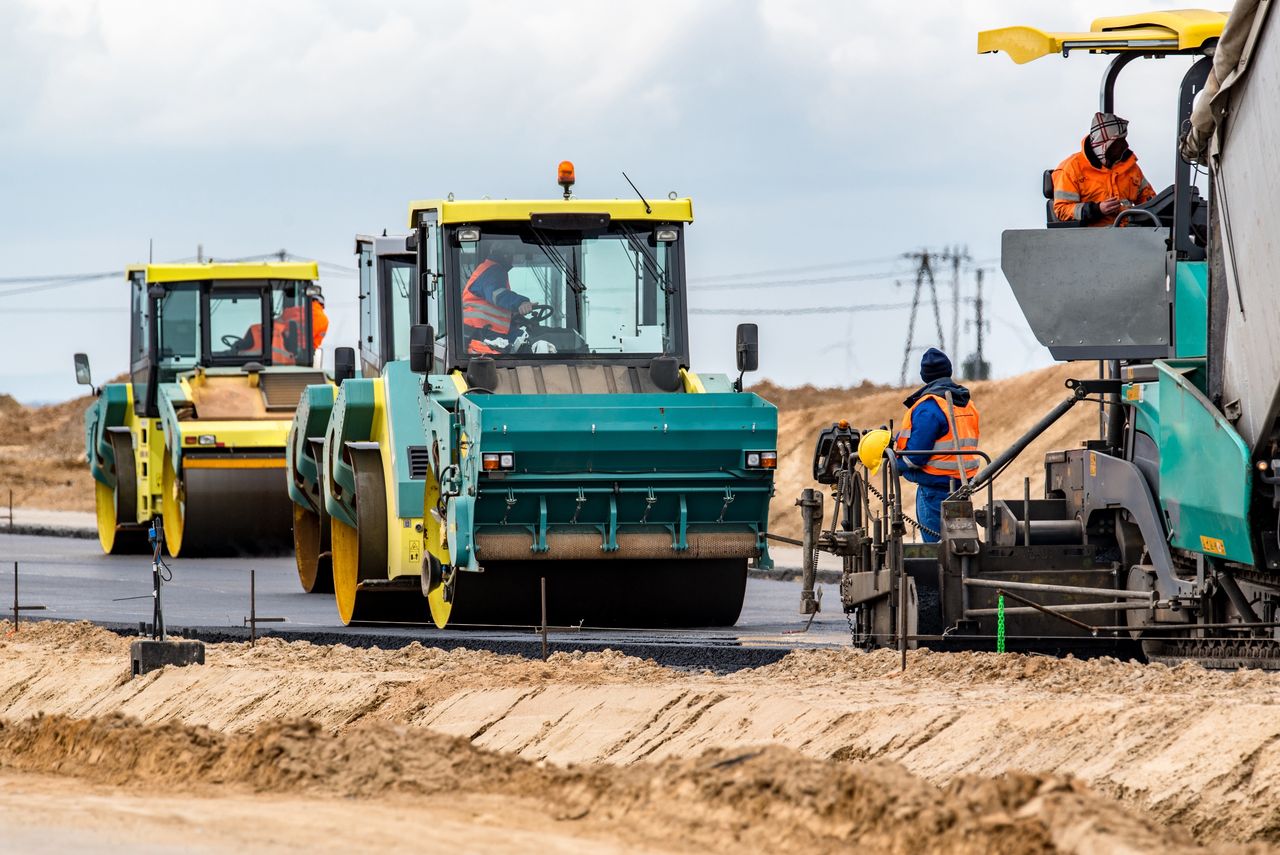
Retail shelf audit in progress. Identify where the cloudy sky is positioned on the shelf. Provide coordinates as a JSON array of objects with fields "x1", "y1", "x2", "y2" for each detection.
[{"x1": 0, "y1": 0, "x2": 1199, "y2": 402}]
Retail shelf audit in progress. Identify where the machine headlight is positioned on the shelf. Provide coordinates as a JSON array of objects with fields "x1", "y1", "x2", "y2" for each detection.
[
  {"x1": 746, "y1": 450, "x2": 777, "y2": 470},
  {"x1": 198, "y1": 434, "x2": 217, "y2": 446}
]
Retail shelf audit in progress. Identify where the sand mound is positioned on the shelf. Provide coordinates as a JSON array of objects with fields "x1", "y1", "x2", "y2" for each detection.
[
  {"x1": 5, "y1": 622, "x2": 1280, "y2": 846},
  {"x1": 0, "y1": 389, "x2": 96, "y2": 512},
  {"x1": 0, "y1": 712, "x2": 1206, "y2": 854}
]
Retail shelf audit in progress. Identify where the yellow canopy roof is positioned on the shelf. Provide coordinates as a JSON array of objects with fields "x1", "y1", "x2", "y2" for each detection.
[
  {"x1": 978, "y1": 9, "x2": 1227, "y2": 64},
  {"x1": 407, "y1": 197, "x2": 694, "y2": 228},
  {"x1": 126, "y1": 261, "x2": 320, "y2": 284}
]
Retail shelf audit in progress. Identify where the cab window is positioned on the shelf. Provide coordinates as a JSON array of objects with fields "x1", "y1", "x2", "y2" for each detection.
[{"x1": 358, "y1": 243, "x2": 381, "y2": 366}]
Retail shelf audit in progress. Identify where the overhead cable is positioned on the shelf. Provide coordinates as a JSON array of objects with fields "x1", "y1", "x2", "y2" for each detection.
[{"x1": 690, "y1": 302, "x2": 918, "y2": 316}]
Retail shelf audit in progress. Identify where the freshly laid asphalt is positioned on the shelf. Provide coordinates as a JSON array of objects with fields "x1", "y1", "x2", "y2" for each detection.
[{"x1": 0, "y1": 533, "x2": 852, "y2": 670}]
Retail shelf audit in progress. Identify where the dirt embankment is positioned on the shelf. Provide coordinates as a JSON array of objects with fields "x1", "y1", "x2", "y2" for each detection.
[
  {"x1": 759, "y1": 362, "x2": 1099, "y2": 539},
  {"x1": 0, "y1": 712, "x2": 1207, "y2": 855},
  {"x1": 2, "y1": 621, "x2": 1279, "y2": 852},
  {"x1": 0, "y1": 391, "x2": 95, "y2": 512}
]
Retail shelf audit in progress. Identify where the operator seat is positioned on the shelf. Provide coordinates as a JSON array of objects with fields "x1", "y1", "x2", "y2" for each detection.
[{"x1": 1043, "y1": 169, "x2": 1081, "y2": 229}]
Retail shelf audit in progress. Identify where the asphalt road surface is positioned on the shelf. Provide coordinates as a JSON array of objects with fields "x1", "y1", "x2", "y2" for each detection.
[{"x1": 1, "y1": 534, "x2": 852, "y2": 669}]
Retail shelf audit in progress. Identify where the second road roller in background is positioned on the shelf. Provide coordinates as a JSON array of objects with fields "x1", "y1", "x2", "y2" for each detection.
[
  {"x1": 287, "y1": 164, "x2": 779, "y2": 627},
  {"x1": 78, "y1": 260, "x2": 331, "y2": 557}
]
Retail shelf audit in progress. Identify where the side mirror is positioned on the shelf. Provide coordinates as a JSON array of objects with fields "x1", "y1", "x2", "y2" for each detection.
[
  {"x1": 334, "y1": 347, "x2": 356, "y2": 385},
  {"x1": 735, "y1": 323, "x2": 759, "y2": 373},
  {"x1": 147, "y1": 285, "x2": 166, "y2": 300},
  {"x1": 73, "y1": 353, "x2": 93, "y2": 387},
  {"x1": 409, "y1": 324, "x2": 435, "y2": 374}
]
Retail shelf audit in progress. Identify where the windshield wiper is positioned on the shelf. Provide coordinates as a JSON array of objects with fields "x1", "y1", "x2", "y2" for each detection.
[
  {"x1": 617, "y1": 224, "x2": 671, "y2": 294},
  {"x1": 530, "y1": 228, "x2": 586, "y2": 294}
]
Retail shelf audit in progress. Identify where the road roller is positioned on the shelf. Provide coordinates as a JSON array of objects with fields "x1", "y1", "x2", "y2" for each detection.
[
  {"x1": 78, "y1": 260, "x2": 331, "y2": 557},
  {"x1": 287, "y1": 166, "x2": 778, "y2": 627}
]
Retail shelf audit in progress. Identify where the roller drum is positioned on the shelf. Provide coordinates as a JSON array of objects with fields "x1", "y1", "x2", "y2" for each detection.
[
  {"x1": 164, "y1": 456, "x2": 293, "y2": 557},
  {"x1": 442, "y1": 558, "x2": 748, "y2": 629}
]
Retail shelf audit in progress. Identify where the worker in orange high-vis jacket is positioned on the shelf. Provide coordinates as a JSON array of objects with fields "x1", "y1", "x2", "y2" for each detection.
[
  {"x1": 462, "y1": 241, "x2": 535, "y2": 355},
  {"x1": 893, "y1": 348, "x2": 980, "y2": 543},
  {"x1": 235, "y1": 293, "x2": 329, "y2": 365},
  {"x1": 1052, "y1": 112, "x2": 1156, "y2": 227}
]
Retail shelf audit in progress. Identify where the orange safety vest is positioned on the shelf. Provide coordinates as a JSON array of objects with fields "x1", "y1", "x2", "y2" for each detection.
[
  {"x1": 895, "y1": 393, "x2": 981, "y2": 479},
  {"x1": 461, "y1": 259, "x2": 513, "y2": 354},
  {"x1": 242, "y1": 303, "x2": 327, "y2": 365},
  {"x1": 1052, "y1": 140, "x2": 1156, "y2": 227}
]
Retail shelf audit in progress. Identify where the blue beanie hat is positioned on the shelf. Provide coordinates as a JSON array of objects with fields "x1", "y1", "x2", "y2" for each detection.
[{"x1": 920, "y1": 347, "x2": 952, "y2": 383}]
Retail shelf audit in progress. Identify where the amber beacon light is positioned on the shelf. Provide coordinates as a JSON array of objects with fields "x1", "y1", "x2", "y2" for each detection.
[{"x1": 558, "y1": 160, "x2": 575, "y2": 198}]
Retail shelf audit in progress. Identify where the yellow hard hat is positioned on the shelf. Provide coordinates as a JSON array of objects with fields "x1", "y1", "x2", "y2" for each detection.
[{"x1": 858, "y1": 429, "x2": 891, "y2": 475}]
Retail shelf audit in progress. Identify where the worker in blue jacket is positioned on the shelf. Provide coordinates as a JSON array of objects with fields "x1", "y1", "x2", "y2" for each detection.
[{"x1": 893, "y1": 348, "x2": 981, "y2": 542}]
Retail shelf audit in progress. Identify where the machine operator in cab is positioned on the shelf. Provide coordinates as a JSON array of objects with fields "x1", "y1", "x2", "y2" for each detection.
[
  {"x1": 232, "y1": 288, "x2": 329, "y2": 365},
  {"x1": 462, "y1": 241, "x2": 536, "y2": 355},
  {"x1": 893, "y1": 348, "x2": 980, "y2": 543},
  {"x1": 1052, "y1": 112, "x2": 1156, "y2": 227}
]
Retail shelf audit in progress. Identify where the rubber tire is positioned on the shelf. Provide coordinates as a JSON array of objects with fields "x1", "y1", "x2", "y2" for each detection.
[
  {"x1": 293, "y1": 502, "x2": 333, "y2": 594},
  {"x1": 330, "y1": 451, "x2": 426, "y2": 625}
]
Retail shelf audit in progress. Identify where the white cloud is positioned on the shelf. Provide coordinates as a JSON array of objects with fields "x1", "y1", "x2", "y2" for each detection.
[{"x1": 10, "y1": 0, "x2": 726, "y2": 147}]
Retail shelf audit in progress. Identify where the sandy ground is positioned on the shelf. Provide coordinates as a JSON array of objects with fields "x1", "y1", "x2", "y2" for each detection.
[{"x1": 2, "y1": 621, "x2": 1277, "y2": 853}]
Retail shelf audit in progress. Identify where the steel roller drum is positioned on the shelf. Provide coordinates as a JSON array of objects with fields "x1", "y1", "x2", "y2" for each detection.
[
  {"x1": 164, "y1": 456, "x2": 294, "y2": 557},
  {"x1": 435, "y1": 558, "x2": 748, "y2": 629}
]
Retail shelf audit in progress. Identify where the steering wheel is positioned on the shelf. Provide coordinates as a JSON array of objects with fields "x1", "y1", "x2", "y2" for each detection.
[
  {"x1": 1111, "y1": 207, "x2": 1162, "y2": 228},
  {"x1": 220, "y1": 333, "x2": 247, "y2": 350},
  {"x1": 520, "y1": 303, "x2": 555, "y2": 324}
]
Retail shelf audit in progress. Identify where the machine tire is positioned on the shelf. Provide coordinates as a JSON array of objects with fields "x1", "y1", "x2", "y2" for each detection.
[
  {"x1": 293, "y1": 502, "x2": 333, "y2": 594},
  {"x1": 95, "y1": 432, "x2": 147, "y2": 555},
  {"x1": 330, "y1": 450, "x2": 425, "y2": 625}
]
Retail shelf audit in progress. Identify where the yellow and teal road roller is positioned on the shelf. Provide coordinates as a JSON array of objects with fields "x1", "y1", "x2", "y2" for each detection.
[
  {"x1": 78, "y1": 260, "x2": 331, "y2": 557},
  {"x1": 287, "y1": 165, "x2": 779, "y2": 627}
]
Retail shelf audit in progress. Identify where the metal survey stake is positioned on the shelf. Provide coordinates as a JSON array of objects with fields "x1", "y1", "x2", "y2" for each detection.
[
  {"x1": 242, "y1": 568, "x2": 286, "y2": 646},
  {"x1": 11, "y1": 561, "x2": 46, "y2": 632},
  {"x1": 540, "y1": 576, "x2": 549, "y2": 660}
]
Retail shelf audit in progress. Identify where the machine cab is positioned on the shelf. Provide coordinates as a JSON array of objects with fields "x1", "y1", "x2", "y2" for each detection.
[
  {"x1": 981, "y1": 10, "x2": 1223, "y2": 361},
  {"x1": 354, "y1": 235, "x2": 417, "y2": 377},
  {"x1": 408, "y1": 192, "x2": 694, "y2": 393},
  {"x1": 126, "y1": 262, "x2": 325, "y2": 417}
]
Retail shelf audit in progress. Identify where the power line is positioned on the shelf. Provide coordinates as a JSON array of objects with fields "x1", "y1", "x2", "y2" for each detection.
[
  {"x1": 690, "y1": 302, "x2": 917, "y2": 316},
  {"x1": 691, "y1": 268, "x2": 913, "y2": 291},
  {"x1": 0, "y1": 275, "x2": 118, "y2": 299},
  {"x1": 4, "y1": 307, "x2": 126, "y2": 314},
  {"x1": 690, "y1": 255, "x2": 906, "y2": 283},
  {"x1": 0, "y1": 271, "x2": 116, "y2": 285}
]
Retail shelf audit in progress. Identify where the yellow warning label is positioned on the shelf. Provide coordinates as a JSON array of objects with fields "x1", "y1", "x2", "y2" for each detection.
[
  {"x1": 1125, "y1": 385, "x2": 1142, "y2": 402},
  {"x1": 1089, "y1": 452, "x2": 1097, "y2": 477},
  {"x1": 1200, "y1": 535, "x2": 1227, "y2": 556}
]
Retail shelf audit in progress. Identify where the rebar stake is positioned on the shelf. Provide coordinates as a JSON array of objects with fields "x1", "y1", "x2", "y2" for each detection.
[
  {"x1": 250, "y1": 569, "x2": 257, "y2": 646},
  {"x1": 242, "y1": 568, "x2": 285, "y2": 643},
  {"x1": 540, "y1": 576, "x2": 549, "y2": 661},
  {"x1": 10, "y1": 561, "x2": 46, "y2": 633}
]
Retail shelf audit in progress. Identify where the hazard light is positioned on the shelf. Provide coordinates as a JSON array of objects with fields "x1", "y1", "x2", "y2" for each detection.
[{"x1": 558, "y1": 161, "x2": 575, "y2": 198}]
